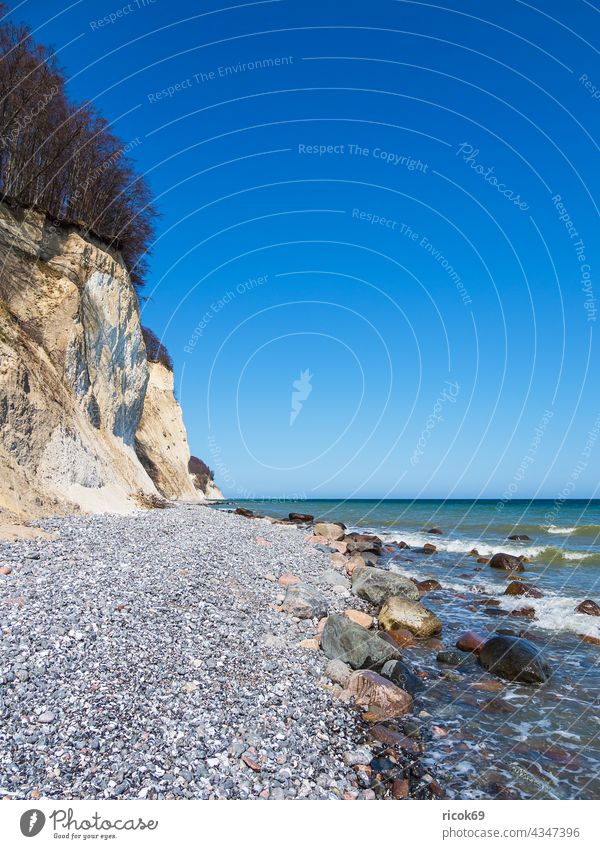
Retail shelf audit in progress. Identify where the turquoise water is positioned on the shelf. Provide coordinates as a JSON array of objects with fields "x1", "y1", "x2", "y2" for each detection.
[{"x1": 215, "y1": 499, "x2": 600, "y2": 799}]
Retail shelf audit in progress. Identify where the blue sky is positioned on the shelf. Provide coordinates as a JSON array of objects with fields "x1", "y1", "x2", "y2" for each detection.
[{"x1": 11, "y1": 0, "x2": 599, "y2": 499}]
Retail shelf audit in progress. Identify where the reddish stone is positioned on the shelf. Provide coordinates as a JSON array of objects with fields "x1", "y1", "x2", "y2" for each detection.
[
  {"x1": 392, "y1": 778, "x2": 410, "y2": 799},
  {"x1": 576, "y1": 599, "x2": 600, "y2": 616},
  {"x1": 424, "y1": 638, "x2": 444, "y2": 650},
  {"x1": 456, "y1": 631, "x2": 486, "y2": 653},
  {"x1": 423, "y1": 543, "x2": 437, "y2": 553},
  {"x1": 241, "y1": 753, "x2": 262, "y2": 771},
  {"x1": 385, "y1": 628, "x2": 417, "y2": 648},
  {"x1": 278, "y1": 572, "x2": 300, "y2": 586},
  {"x1": 504, "y1": 581, "x2": 543, "y2": 598}
]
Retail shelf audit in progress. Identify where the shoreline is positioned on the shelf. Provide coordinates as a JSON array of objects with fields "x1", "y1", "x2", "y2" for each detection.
[
  {"x1": 1, "y1": 502, "x2": 598, "y2": 800},
  {"x1": 0, "y1": 503, "x2": 438, "y2": 800}
]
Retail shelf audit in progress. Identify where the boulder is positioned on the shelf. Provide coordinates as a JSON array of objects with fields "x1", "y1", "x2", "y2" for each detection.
[
  {"x1": 235, "y1": 507, "x2": 256, "y2": 518},
  {"x1": 314, "y1": 522, "x2": 346, "y2": 541},
  {"x1": 469, "y1": 549, "x2": 479, "y2": 556},
  {"x1": 423, "y1": 528, "x2": 443, "y2": 535},
  {"x1": 345, "y1": 532, "x2": 383, "y2": 545},
  {"x1": 489, "y1": 552, "x2": 524, "y2": 572},
  {"x1": 456, "y1": 631, "x2": 486, "y2": 653},
  {"x1": 288, "y1": 512, "x2": 314, "y2": 523},
  {"x1": 346, "y1": 553, "x2": 366, "y2": 575},
  {"x1": 417, "y1": 579, "x2": 442, "y2": 592},
  {"x1": 504, "y1": 581, "x2": 543, "y2": 599},
  {"x1": 324, "y1": 658, "x2": 352, "y2": 687},
  {"x1": 344, "y1": 609, "x2": 373, "y2": 628},
  {"x1": 380, "y1": 659, "x2": 424, "y2": 694},
  {"x1": 397, "y1": 541, "x2": 410, "y2": 549},
  {"x1": 352, "y1": 565, "x2": 420, "y2": 605},
  {"x1": 423, "y1": 543, "x2": 437, "y2": 553},
  {"x1": 383, "y1": 628, "x2": 417, "y2": 648},
  {"x1": 575, "y1": 599, "x2": 600, "y2": 616},
  {"x1": 379, "y1": 596, "x2": 442, "y2": 638},
  {"x1": 508, "y1": 534, "x2": 531, "y2": 541},
  {"x1": 346, "y1": 540, "x2": 382, "y2": 556},
  {"x1": 321, "y1": 614, "x2": 400, "y2": 670},
  {"x1": 281, "y1": 583, "x2": 328, "y2": 619},
  {"x1": 344, "y1": 670, "x2": 412, "y2": 719},
  {"x1": 478, "y1": 635, "x2": 550, "y2": 684},
  {"x1": 436, "y1": 650, "x2": 463, "y2": 666}
]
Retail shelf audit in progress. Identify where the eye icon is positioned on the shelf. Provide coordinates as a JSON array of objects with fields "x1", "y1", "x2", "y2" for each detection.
[{"x1": 20, "y1": 810, "x2": 46, "y2": 837}]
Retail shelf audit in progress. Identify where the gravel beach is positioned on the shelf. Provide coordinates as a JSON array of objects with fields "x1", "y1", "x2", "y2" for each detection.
[{"x1": 0, "y1": 504, "x2": 371, "y2": 800}]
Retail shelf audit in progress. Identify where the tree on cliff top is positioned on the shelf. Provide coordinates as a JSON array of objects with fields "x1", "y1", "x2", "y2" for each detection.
[{"x1": 0, "y1": 5, "x2": 156, "y2": 287}]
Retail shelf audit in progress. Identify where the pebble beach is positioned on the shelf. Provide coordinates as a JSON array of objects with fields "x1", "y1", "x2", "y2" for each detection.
[{"x1": 1, "y1": 501, "x2": 598, "y2": 801}]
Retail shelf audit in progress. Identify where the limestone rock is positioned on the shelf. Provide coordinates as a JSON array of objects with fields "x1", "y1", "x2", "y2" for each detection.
[
  {"x1": 379, "y1": 596, "x2": 442, "y2": 638},
  {"x1": 351, "y1": 565, "x2": 420, "y2": 606}
]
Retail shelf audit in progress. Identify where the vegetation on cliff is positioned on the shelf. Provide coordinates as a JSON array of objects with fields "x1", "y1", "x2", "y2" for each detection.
[{"x1": 0, "y1": 5, "x2": 155, "y2": 287}]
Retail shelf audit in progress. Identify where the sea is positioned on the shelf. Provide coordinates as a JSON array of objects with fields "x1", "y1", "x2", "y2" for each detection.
[{"x1": 214, "y1": 498, "x2": 600, "y2": 799}]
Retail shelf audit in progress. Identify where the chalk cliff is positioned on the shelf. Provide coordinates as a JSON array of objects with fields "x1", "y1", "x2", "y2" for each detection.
[{"x1": 0, "y1": 200, "x2": 220, "y2": 519}]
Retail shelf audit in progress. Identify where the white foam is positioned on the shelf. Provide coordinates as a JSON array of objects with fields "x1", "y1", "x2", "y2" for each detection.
[
  {"x1": 547, "y1": 526, "x2": 576, "y2": 534},
  {"x1": 382, "y1": 530, "x2": 545, "y2": 558}
]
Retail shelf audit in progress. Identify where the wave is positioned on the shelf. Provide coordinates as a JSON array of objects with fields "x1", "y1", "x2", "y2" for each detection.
[
  {"x1": 388, "y1": 563, "x2": 600, "y2": 639},
  {"x1": 546, "y1": 526, "x2": 577, "y2": 534},
  {"x1": 381, "y1": 530, "x2": 600, "y2": 564}
]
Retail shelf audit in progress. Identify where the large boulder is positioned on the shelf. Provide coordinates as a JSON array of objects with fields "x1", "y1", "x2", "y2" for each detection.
[
  {"x1": 344, "y1": 670, "x2": 412, "y2": 719},
  {"x1": 321, "y1": 614, "x2": 400, "y2": 670},
  {"x1": 504, "y1": 581, "x2": 543, "y2": 598},
  {"x1": 489, "y1": 552, "x2": 525, "y2": 572},
  {"x1": 575, "y1": 599, "x2": 600, "y2": 616},
  {"x1": 288, "y1": 512, "x2": 313, "y2": 523},
  {"x1": 379, "y1": 596, "x2": 442, "y2": 638},
  {"x1": 478, "y1": 635, "x2": 550, "y2": 684},
  {"x1": 314, "y1": 521, "x2": 346, "y2": 540},
  {"x1": 508, "y1": 534, "x2": 531, "y2": 540},
  {"x1": 380, "y1": 659, "x2": 424, "y2": 694},
  {"x1": 281, "y1": 583, "x2": 328, "y2": 619},
  {"x1": 346, "y1": 540, "x2": 382, "y2": 555},
  {"x1": 352, "y1": 565, "x2": 420, "y2": 606}
]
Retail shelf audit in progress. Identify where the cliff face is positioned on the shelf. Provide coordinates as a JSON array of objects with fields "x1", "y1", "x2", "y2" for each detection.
[
  {"x1": 0, "y1": 201, "x2": 217, "y2": 518},
  {"x1": 135, "y1": 361, "x2": 200, "y2": 501}
]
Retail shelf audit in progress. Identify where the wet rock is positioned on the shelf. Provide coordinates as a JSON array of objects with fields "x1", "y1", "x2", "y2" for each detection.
[
  {"x1": 575, "y1": 599, "x2": 600, "y2": 616},
  {"x1": 469, "y1": 548, "x2": 479, "y2": 556},
  {"x1": 476, "y1": 557, "x2": 489, "y2": 564},
  {"x1": 422, "y1": 528, "x2": 443, "y2": 535},
  {"x1": 380, "y1": 659, "x2": 424, "y2": 694},
  {"x1": 424, "y1": 637, "x2": 444, "y2": 650},
  {"x1": 281, "y1": 583, "x2": 328, "y2": 619},
  {"x1": 397, "y1": 541, "x2": 410, "y2": 549},
  {"x1": 235, "y1": 507, "x2": 256, "y2": 518},
  {"x1": 383, "y1": 628, "x2": 417, "y2": 648},
  {"x1": 344, "y1": 670, "x2": 412, "y2": 719},
  {"x1": 345, "y1": 532, "x2": 382, "y2": 545},
  {"x1": 346, "y1": 540, "x2": 382, "y2": 556},
  {"x1": 504, "y1": 581, "x2": 543, "y2": 598},
  {"x1": 478, "y1": 635, "x2": 550, "y2": 684},
  {"x1": 508, "y1": 534, "x2": 531, "y2": 541},
  {"x1": 351, "y1": 565, "x2": 420, "y2": 605},
  {"x1": 456, "y1": 631, "x2": 486, "y2": 653},
  {"x1": 321, "y1": 614, "x2": 400, "y2": 670},
  {"x1": 288, "y1": 512, "x2": 314, "y2": 523},
  {"x1": 423, "y1": 543, "x2": 437, "y2": 553},
  {"x1": 379, "y1": 596, "x2": 442, "y2": 638},
  {"x1": 416, "y1": 579, "x2": 442, "y2": 592},
  {"x1": 489, "y1": 552, "x2": 524, "y2": 572},
  {"x1": 436, "y1": 650, "x2": 462, "y2": 666},
  {"x1": 392, "y1": 778, "x2": 410, "y2": 798},
  {"x1": 313, "y1": 522, "x2": 346, "y2": 540}
]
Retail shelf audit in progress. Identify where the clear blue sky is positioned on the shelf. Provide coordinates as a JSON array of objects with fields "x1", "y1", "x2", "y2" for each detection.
[{"x1": 11, "y1": 0, "x2": 599, "y2": 499}]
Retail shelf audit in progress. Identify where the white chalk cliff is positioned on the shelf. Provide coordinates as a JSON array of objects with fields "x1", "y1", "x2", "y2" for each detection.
[{"x1": 0, "y1": 200, "x2": 221, "y2": 519}]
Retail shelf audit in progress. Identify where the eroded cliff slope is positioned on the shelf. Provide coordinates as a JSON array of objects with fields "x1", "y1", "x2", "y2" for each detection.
[{"x1": 0, "y1": 200, "x2": 219, "y2": 518}]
